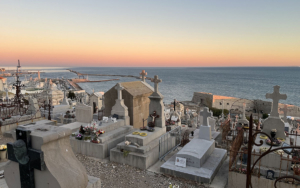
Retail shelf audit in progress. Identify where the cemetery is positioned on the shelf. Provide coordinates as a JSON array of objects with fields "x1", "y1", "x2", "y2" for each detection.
[{"x1": 0, "y1": 65, "x2": 300, "y2": 188}]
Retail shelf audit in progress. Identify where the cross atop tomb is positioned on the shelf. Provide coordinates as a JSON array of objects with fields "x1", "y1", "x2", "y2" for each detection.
[
  {"x1": 140, "y1": 70, "x2": 147, "y2": 82},
  {"x1": 266, "y1": 85, "x2": 287, "y2": 117},
  {"x1": 242, "y1": 103, "x2": 246, "y2": 120},
  {"x1": 115, "y1": 83, "x2": 124, "y2": 100},
  {"x1": 151, "y1": 75, "x2": 162, "y2": 93},
  {"x1": 200, "y1": 107, "x2": 213, "y2": 126}
]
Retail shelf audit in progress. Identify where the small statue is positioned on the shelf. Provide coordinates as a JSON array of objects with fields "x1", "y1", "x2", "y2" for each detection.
[{"x1": 148, "y1": 111, "x2": 159, "y2": 128}]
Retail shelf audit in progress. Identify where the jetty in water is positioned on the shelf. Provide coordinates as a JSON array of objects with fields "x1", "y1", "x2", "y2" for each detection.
[{"x1": 67, "y1": 69, "x2": 152, "y2": 81}]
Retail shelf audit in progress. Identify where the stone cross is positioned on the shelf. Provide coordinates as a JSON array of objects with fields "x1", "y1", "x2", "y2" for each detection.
[
  {"x1": 140, "y1": 70, "x2": 147, "y2": 82},
  {"x1": 200, "y1": 107, "x2": 212, "y2": 126},
  {"x1": 266, "y1": 85, "x2": 287, "y2": 117},
  {"x1": 242, "y1": 103, "x2": 246, "y2": 120},
  {"x1": 7, "y1": 128, "x2": 45, "y2": 187},
  {"x1": 115, "y1": 83, "x2": 124, "y2": 100},
  {"x1": 151, "y1": 75, "x2": 162, "y2": 93}
]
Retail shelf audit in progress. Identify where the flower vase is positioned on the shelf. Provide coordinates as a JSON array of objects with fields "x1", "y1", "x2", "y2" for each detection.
[
  {"x1": 294, "y1": 168, "x2": 300, "y2": 175},
  {"x1": 271, "y1": 131, "x2": 276, "y2": 140},
  {"x1": 0, "y1": 150, "x2": 7, "y2": 162}
]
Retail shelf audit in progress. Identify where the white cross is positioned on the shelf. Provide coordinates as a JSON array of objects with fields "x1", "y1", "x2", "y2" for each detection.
[
  {"x1": 115, "y1": 83, "x2": 124, "y2": 100},
  {"x1": 151, "y1": 75, "x2": 162, "y2": 93},
  {"x1": 200, "y1": 107, "x2": 213, "y2": 126},
  {"x1": 140, "y1": 70, "x2": 147, "y2": 82},
  {"x1": 266, "y1": 85, "x2": 287, "y2": 117}
]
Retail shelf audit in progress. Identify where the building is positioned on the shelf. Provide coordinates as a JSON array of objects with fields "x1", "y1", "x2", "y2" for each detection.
[
  {"x1": 89, "y1": 91, "x2": 104, "y2": 113},
  {"x1": 192, "y1": 92, "x2": 300, "y2": 118},
  {"x1": 104, "y1": 81, "x2": 154, "y2": 128},
  {"x1": 0, "y1": 77, "x2": 7, "y2": 91}
]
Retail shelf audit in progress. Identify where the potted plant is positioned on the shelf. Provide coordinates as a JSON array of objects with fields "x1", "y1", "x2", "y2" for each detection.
[
  {"x1": 0, "y1": 145, "x2": 7, "y2": 161},
  {"x1": 76, "y1": 134, "x2": 83, "y2": 140}
]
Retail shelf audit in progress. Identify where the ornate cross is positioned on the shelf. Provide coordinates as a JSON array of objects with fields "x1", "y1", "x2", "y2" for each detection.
[
  {"x1": 266, "y1": 85, "x2": 287, "y2": 117},
  {"x1": 140, "y1": 70, "x2": 147, "y2": 82},
  {"x1": 200, "y1": 107, "x2": 212, "y2": 126},
  {"x1": 115, "y1": 83, "x2": 124, "y2": 100},
  {"x1": 151, "y1": 75, "x2": 162, "y2": 93},
  {"x1": 7, "y1": 128, "x2": 45, "y2": 188}
]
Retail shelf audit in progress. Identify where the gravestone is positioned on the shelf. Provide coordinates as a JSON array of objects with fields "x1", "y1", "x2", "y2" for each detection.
[
  {"x1": 147, "y1": 75, "x2": 165, "y2": 128},
  {"x1": 27, "y1": 97, "x2": 41, "y2": 117},
  {"x1": 198, "y1": 107, "x2": 213, "y2": 141},
  {"x1": 61, "y1": 90, "x2": 69, "y2": 105},
  {"x1": 262, "y1": 85, "x2": 287, "y2": 139},
  {"x1": 5, "y1": 125, "x2": 100, "y2": 188},
  {"x1": 75, "y1": 103, "x2": 93, "y2": 123},
  {"x1": 111, "y1": 83, "x2": 129, "y2": 121},
  {"x1": 161, "y1": 108, "x2": 227, "y2": 183},
  {"x1": 236, "y1": 103, "x2": 249, "y2": 128}
]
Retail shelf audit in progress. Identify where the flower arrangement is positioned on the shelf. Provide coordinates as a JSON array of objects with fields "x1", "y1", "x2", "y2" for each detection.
[
  {"x1": 0, "y1": 145, "x2": 7, "y2": 151},
  {"x1": 292, "y1": 164, "x2": 300, "y2": 175},
  {"x1": 260, "y1": 147, "x2": 268, "y2": 152},
  {"x1": 271, "y1": 129, "x2": 277, "y2": 132},
  {"x1": 76, "y1": 134, "x2": 83, "y2": 140},
  {"x1": 71, "y1": 132, "x2": 76, "y2": 137},
  {"x1": 274, "y1": 149, "x2": 284, "y2": 155},
  {"x1": 266, "y1": 138, "x2": 282, "y2": 146},
  {"x1": 96, "y1": 129, "x2": 105, "y2": 136}
]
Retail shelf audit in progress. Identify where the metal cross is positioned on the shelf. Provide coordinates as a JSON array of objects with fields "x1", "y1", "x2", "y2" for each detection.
[{"x1": 7, "y1": 128, "x2": 45, "y2": 188}]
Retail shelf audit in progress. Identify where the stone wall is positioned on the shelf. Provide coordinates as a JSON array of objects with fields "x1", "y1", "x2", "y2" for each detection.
[
  {"x1": 228, "y1": 172, "x2": 293, "y2": 188},
  {"x1": 192, "y1": 92, "x2": 300, "y2": 117},
  {"x1": 192, "y1": 92, "x2": 213, "y2": 107},
  {"x1": 132, "y1": 95, "x2": 151, "y2": 129}
]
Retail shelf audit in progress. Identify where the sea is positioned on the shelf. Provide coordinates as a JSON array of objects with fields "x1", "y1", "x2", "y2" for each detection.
[{"x1": 6, "y1": 67, "x2": 300, "y2": 107}]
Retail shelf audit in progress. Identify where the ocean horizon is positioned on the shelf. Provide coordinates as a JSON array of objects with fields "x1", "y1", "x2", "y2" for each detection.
[{"x1": 5, "y1": 66, "x2": 300, "y2": 107}]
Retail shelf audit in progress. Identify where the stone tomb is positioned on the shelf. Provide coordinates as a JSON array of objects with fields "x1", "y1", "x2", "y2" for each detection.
[
  {"x1": 5, "y1": 125, "x2": 100, "y2": 188},
  {"x1": 69, "y1": 118, "x2": 133, "y2": 159},
  {"x1": 262, "y1": 85, "x2": 287, "y2": 139},
  {"x1": 160, "y1": 107, "x2": 227, "y2": 183},
  {"x1": 110, "y1": 75, "x2": 176, "y2": 169}
]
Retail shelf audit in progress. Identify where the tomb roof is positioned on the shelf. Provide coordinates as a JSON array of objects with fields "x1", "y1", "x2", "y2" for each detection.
[{"x1": 119, "y1": 81, "x2": 154, "y2": 97}]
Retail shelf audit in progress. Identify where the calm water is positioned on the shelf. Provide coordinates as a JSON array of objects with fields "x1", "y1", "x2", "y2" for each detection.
[{"x1": 9, "y1": 67, "x2": 300, "y2": 106}]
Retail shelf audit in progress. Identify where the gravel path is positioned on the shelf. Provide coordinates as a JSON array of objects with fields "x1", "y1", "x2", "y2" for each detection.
[
  {"x1": 0, "y1": 137, "x2": 208, "y2": 188},
  {"x1": 76, "y1": 154, "x2": 208, "y2": 188}
]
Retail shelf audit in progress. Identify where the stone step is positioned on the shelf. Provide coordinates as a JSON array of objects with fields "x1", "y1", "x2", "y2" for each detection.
[
  {"x1": 99, "y1": 126, "x2": 132, "y2": 143},
  {"x1": 160, "y1": 148, "x2": 227, "y2": 184},
  {"x1": 117, "y1": 133, "x2": 173, "y2": 154},
  {"x1": 125, "y1": 127, "x2": 166, "y2": 146}
]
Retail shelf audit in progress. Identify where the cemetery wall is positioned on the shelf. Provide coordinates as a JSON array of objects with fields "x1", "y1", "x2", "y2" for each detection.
[
  {"x1": 192, "y1": 92, "x2": 300, "y2": 117},
  {"x1": 228, "y1": 172, "x2": 293, "y2": 188}
]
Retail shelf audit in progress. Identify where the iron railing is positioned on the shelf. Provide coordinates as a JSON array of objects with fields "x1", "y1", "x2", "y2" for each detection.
[{"x1": 159, "y1": 126, "x2": 181, "y2": 161}]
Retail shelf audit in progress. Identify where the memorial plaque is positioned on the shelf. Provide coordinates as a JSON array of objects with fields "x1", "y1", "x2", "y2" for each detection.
[{"x1": 175, "y1": 157, "x2": 186, "y2": 168}]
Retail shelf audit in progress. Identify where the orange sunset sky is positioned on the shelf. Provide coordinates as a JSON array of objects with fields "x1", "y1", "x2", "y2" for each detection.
[{"x1": 0, "y1": 1, "x2": 300, "y2": 67}]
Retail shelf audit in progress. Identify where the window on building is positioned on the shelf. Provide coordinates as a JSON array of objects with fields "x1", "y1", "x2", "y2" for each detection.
[
  {"x1": 227, "y1": 103, "x2": 229, "y2": 105},
  {"x1": 220, "y1": 102, "x2": 222, "y2": 105}
]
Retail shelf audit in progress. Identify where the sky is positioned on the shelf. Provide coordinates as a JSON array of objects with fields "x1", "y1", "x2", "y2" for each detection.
[{"x1": 0, "y1": 1, "x2": 300, "y2": 67}]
